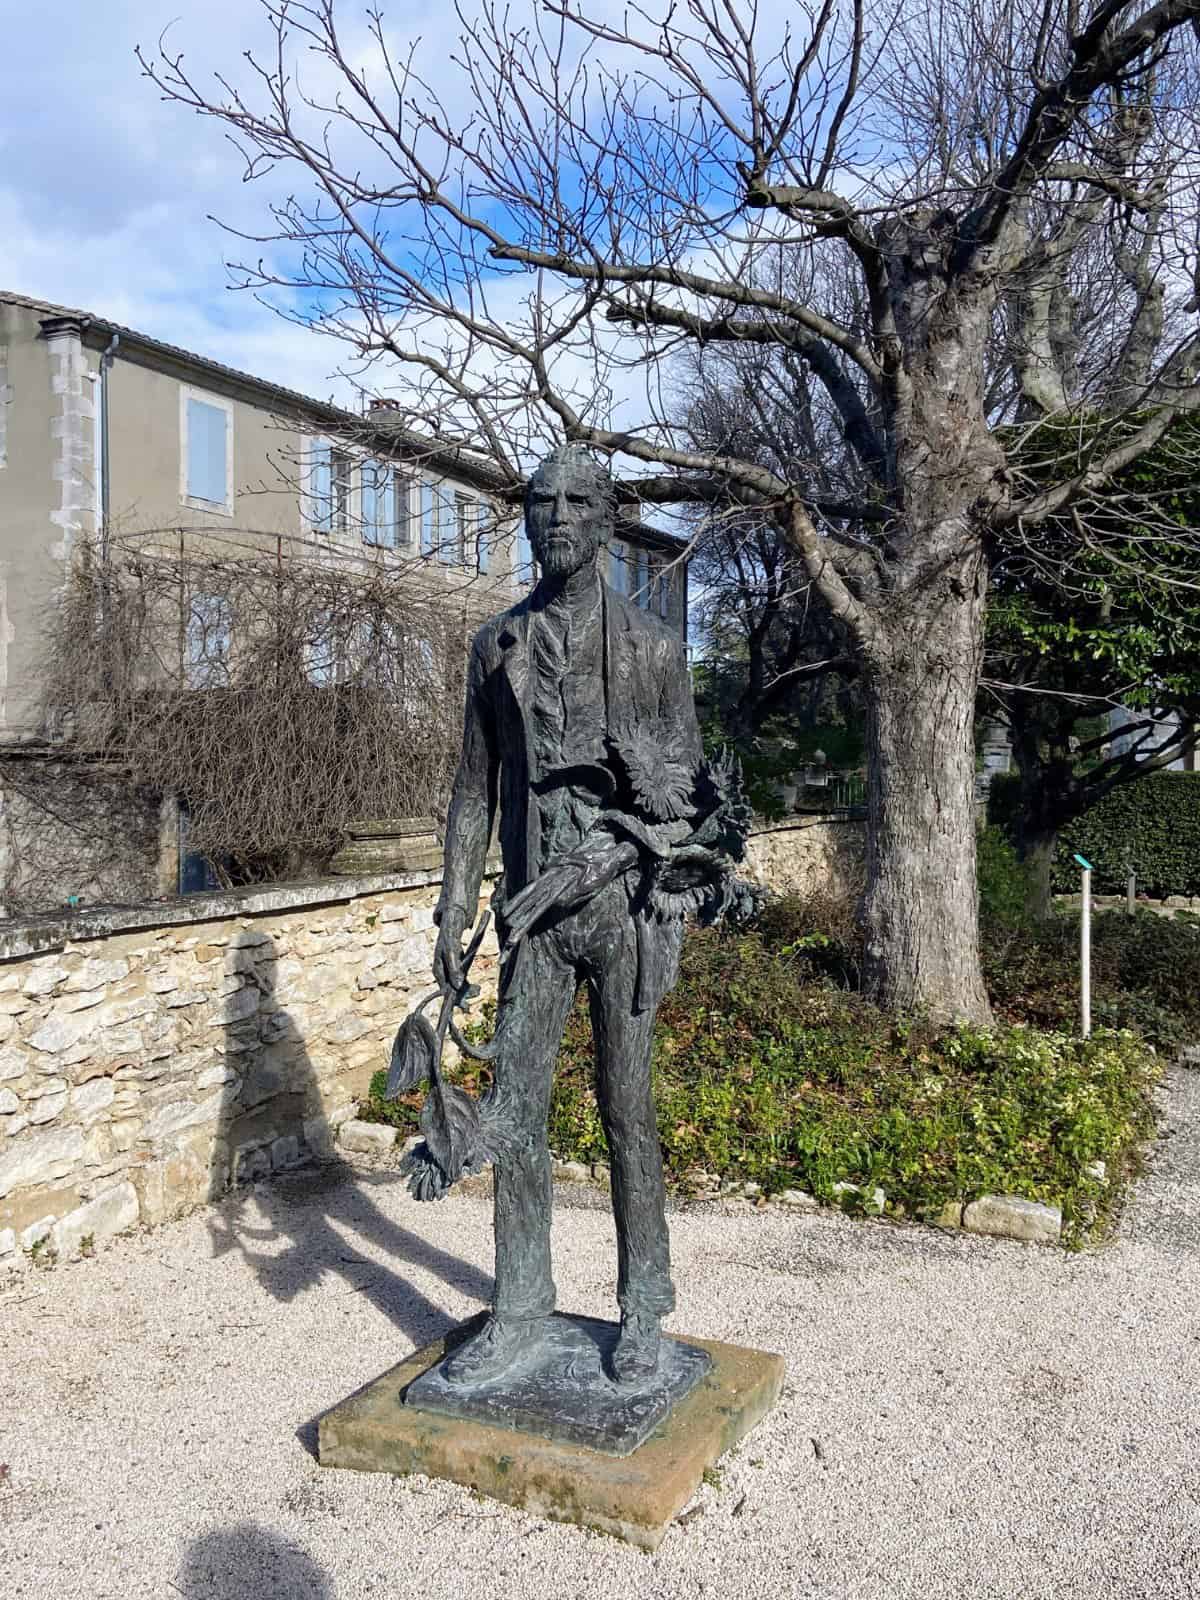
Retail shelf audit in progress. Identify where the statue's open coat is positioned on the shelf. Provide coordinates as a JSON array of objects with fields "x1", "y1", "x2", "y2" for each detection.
[{"x1": 436, "y1": 581, "x2": 702, "y2": 1010}]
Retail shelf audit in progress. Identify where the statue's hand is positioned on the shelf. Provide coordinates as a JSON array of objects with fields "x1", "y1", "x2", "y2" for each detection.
[
  {"x1": 433, "y1": 904, "x2": 468, "y2": 993},
  {"x1": 501, "y1": 837, "x2": 640, "y2": 948}
]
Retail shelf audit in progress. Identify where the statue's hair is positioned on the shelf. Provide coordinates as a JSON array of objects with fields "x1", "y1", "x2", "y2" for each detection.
[{"x1": 525, "y1": 443, "x2": 616, "y2": 536}]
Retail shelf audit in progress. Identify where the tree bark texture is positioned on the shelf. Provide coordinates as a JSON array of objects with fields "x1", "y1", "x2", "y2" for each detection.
[
  {"x1": 860, "y1": 587, "x2": 992, "y2": 1024},
  {"x1": 1018, "y1": 828, "x2": 1059, "y2": 921},
  {"x1": 1008, "y1": 703, "x2": 1080, "y2": 920},
  {"x1": 850, "y1": 225, "x2": 1002, "y2": 1023}
]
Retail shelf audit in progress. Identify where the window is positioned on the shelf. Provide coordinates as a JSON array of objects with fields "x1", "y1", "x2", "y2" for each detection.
[
  {"x1": 330, "y1": 450, "x2": 352, "y2": 535},
  {"x1": 361, "y1": 461, "x2": 413, "y2": 549},
  {"x1": 308, "y1": 440, "x2": 353, "y2": 535},
  {"x1": 624, "y1": 545, "x2": 650, "y2": 608},
  {"x1": 361, "y1": 461, "x2": 392, "y2": 547},
  {"x1": 304, "y1": 608, "x2": 338, "y2": 686},
  {"x1": 395, "y1": 474, "x2": 414, "y2": 547},
  {"x1": 419, "y1": 476, "x2": 470, "y2": 564},
  {"x1": 475, "y1": 500, "x2": 490, "y2": 575},
  {"x1": 181, "y1": 388, "x2": 232, "y2": 512},
  {"x1": 644, "y1": 554, "x2": 668, "y2": 617},
  {"x1": 608, "y1": 540, "x2": 629, "y2": 595},
  {"x1": 184, "y1": 594, "x2": 231, "y2": 688}
]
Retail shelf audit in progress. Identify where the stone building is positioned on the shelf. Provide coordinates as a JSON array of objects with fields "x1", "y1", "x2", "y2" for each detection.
[{"x1": 0, "y1": 290, "x2": 688, "y2": 911}]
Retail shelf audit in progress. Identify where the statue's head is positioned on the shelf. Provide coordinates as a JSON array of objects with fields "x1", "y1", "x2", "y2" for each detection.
[{"x1": 524, "y1": 444, "x2": 614, "y2": 580}]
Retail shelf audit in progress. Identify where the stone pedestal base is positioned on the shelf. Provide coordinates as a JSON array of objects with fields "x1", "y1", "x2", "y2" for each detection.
[{"x1": 317, "y1": 1314, "x2": 785, "y2": 1551}]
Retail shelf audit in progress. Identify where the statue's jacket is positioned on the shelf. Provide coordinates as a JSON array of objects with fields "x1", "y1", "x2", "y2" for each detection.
[{"x1": 436, "y1": 580, "x2": 702, "y2": 1011}]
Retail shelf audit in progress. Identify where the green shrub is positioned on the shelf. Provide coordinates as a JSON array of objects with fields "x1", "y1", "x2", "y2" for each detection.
[
  {"x1": 983, "y1": 905, "x2": 1200, "y2": 1049},
  {"x1": 976, "y1": 824, "x2": 1035, "y2": 926},
  {"x1": 989, "y1": 770, "x2": 1200, "y2": 896},
  {"x1": 364, "y1": 921, "x2": 1162, "y2": 1246},
  {"x1": 754, "y1": 890, "x2": 863, "y2": 985}
]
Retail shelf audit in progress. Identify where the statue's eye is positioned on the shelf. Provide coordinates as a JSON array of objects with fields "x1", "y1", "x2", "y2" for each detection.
[{"x1": 568, "y1": 493, "x2": 591, "y2": 505}]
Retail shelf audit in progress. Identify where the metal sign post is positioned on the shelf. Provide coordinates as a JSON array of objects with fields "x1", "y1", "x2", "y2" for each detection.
[{"x1": 1075, "y1": 853, "x2": 1093, "y2": 1037}]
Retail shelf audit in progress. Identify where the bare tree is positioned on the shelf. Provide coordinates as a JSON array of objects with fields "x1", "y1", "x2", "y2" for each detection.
[
  {"x1": 678, "y1": 338, "x2": 858, "y2": 742},
  {"x1": 39, "y1": 529, "x2": 476, "y2": 885},
  {"x1": 141, "y1": 0, "x2": 1200, "y2": 1020}
]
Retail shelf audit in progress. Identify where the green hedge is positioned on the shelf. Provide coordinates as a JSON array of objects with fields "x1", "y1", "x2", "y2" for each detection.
[{"x1": 989, "y1": 770, "x2": 1200, "y2": 896}]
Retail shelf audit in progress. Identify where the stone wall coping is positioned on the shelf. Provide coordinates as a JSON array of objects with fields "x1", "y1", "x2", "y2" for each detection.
[
  {"x1": 748, "y1": 814, "x2": 865, "y2": 837},
  {"x1": 0, "y1": 861, "x2": 501, "y2": 963}
]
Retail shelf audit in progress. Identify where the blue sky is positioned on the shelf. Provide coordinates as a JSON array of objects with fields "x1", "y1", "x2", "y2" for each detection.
[
  {"x1": 0, "y1": 0, "x2": 446, "y2": 406},
  {"x1": 0, "y1": 0, "x2": 805, "y2": 454}
]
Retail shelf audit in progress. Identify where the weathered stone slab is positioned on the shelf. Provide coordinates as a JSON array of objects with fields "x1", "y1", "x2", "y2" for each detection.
[
  {"x1": 338, "y1": 1118, "x2": 396, "y2": 1155},
  {"x1": 963, "y1": 1193, "x2": 1062, "y2": 1244},
  {"x1": 52, "y1": 1181, "x2": 139, "y2": 1259},
  {"x1": 318, "y1": 1317, "x2": 785, "y2": 1551}
]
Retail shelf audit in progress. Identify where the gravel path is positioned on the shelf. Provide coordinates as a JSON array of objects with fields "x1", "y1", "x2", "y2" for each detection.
[{"x1": 2, "y1": 1072, "x2": 1198, "y2": 1600}]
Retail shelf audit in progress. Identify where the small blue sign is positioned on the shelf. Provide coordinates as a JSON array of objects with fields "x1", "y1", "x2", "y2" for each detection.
[{"x1": 1073, "y1": 854, "x2": 1093, "y2": 871}]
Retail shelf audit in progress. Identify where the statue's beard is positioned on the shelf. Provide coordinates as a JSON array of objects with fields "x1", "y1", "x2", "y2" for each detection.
[{"x1": 536, "y1": 538, "x2": 592, "y2": 577}]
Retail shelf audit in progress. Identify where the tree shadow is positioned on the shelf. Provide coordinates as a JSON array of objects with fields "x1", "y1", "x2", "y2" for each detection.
[
  {"x1": 204, "y1": 930, "x2": 493, "y2": 1358},
  {"x1": 175, "y1": 1521, "x2": 330, "y2": 1600}
]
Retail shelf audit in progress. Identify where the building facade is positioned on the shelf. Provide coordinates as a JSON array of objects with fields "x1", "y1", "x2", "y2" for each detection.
[{"x1": 0, "y1": 291, "x2": 689, "y2": 911}]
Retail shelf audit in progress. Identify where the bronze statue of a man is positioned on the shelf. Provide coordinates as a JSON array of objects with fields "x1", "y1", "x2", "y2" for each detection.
[{"x1": 393, "y1": 444, "x2": 748, "y2": 1392}]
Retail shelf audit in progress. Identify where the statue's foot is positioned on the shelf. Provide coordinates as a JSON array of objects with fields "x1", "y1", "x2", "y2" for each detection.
[
  {"x1": 441, "y1": 1314, "x2": 548, "y2": 1387},
  {"x1": 610, "y1": 1310, "x2": 662, "y2": 1386}
]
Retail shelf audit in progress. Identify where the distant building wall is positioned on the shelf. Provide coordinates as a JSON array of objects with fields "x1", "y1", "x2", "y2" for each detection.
[
  {"x1": 0, "y1": 303, "x2": 98, "y2": 739},
  {"x1": 0, "y1": 755, "x2": 173, "y2": 918}
]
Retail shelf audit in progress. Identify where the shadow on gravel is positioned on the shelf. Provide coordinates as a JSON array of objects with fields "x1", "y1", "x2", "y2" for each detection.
[
  {"x1": 176, "y1": 1520, "x2": 330, "y2": 1599},
  {"x1": 205, "y1": 933, "x2": 492, "y2": 1352}
]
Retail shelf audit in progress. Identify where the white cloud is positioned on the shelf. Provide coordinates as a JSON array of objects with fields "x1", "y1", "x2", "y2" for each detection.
[
  {"x1": 0, "y1": 0, "x2": 824, "y2": 436},
  {"x1": 0, "y1": 0, "x2": 441, "y2": 403}
]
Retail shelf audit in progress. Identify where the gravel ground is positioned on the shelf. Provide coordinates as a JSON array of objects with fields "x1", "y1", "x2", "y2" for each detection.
[{"x1": 2, "y1": 1071, "x2": 1198, "y2": 1600}]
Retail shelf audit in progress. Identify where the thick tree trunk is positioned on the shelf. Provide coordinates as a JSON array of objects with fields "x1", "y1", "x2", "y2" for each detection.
[
  {"x1": 860, "y1": 601, "x2": 992, "y2": 1026},
  {"x1": 1018, "y1": 827, "x2": 1058, "y2": 920},
  {"x1": 1008, "y1": 703, "x2": 1076, "y2": 921}
]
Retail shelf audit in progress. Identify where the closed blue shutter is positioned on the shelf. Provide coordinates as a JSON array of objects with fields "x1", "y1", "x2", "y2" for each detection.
[
  {"x1": 310, "y1": 443, "x2": 332, "y2": 533},
  {"x1": 187, "y1": 399, "x2": 227, "y2": 504},
  {"x1": 421, "y1": 480, "x2": 436, "y2": 554}
]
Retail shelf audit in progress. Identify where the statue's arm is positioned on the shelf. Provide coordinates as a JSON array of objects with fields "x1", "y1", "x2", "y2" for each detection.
[{"x1": 435, "y1": 637, "x2": 498, "y2": 928}]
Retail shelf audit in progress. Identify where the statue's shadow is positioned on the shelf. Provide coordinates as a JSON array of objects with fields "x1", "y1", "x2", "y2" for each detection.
[{"x1": 206, "y1": 933, "x2": 494, "y2": 1456}]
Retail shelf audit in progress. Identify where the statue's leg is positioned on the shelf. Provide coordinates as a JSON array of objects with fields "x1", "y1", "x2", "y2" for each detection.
[
  {"x1": 442, "y1": 931, "x2": 575, "y2": 1386},
  {"x1": 588, "y1": 928, "x2": 674, "y2": 1380}
]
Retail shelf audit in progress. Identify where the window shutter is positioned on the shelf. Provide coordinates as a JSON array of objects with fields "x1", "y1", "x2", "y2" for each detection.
[
  {"x1": 421, "y1": 479, "x2": 436, "y2": 554},
  {"x1": 309, "y1": 441, "x2": 332, "y2": 533}
]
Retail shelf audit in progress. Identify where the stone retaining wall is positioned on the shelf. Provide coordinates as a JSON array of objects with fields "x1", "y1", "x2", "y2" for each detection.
[
  {"x1": 744, "y1": 815, "x2": 866, "y2": 902},
  {"x1": 0, "y1": 867, "x2": 498, "y2": 1269},
  {"x1": 1054, "y1": 893, "x2": 1200, "y2": 919},
  {"x1": 0, "y1": 816, "x2": 860, "y2": 1272}
]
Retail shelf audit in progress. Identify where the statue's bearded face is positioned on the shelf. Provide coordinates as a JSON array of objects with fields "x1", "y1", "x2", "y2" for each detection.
[{"x1": 525, "y1": 460, "x2": 611, "y2": 578}]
